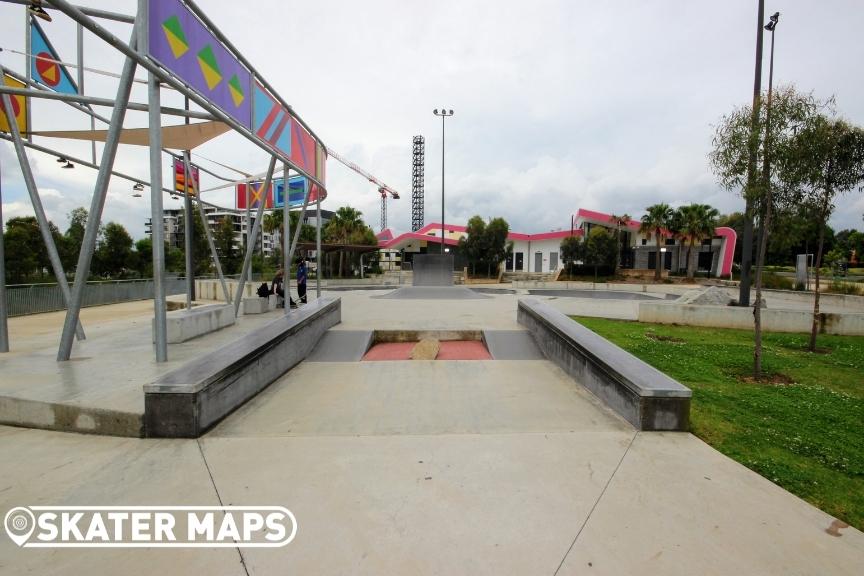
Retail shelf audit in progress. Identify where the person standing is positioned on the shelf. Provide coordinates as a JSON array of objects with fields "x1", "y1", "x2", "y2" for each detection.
[{"x1": 297, "y1": 257, "x2": 308, "y2": 304}]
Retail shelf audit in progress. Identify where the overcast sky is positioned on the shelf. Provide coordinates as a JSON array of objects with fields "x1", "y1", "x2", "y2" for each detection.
[{"x1": 2, "y1": 0, "x2": 864, "y2": 239}]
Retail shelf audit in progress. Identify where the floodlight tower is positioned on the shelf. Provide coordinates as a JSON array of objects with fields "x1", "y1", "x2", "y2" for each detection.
[
  {"x1": 379, "y1": 187, "x2": 387, "y2": 231},
  {"x1": 411, "y1": 135, "x2": 425, "y2": 232}
]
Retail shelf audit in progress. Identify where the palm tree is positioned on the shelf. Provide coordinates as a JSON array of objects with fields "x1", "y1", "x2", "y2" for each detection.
[
  {"x1": 677, "y1": 204, "x2": 720, "y2": 280},
  {"x1": 325, "y1": 206, "x2": 364, "y2": 277},
  {"x1": 262, "y1": 212, "x2": 282, "y2": 249},
  {"x1": 609, "y1": 213, "x2": 631, "y2": 275},
  {"x1": 640, "y1": 203, "x2": 674, "y2": 281}
]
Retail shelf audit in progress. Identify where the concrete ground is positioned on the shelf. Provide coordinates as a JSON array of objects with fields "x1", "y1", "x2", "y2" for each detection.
[{"x1": 0, "y1": 285, "x2": 862, "y2": 574}]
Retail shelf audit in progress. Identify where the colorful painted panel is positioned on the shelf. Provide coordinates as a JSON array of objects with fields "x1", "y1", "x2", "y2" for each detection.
[
  {"x1": 236, "y1": 181, "x2": 273, "y2": 210},
  {"x1": 0, "y1": 74, "x2": 28, "y2": 134},
  {"x1": 315, "y1": 142, "x2": 327, "y2": 182},
  {"x1": 30, "y1": 19, "x2": 78, "y2": 95},
  {"x1": 253, "y1": 82, "x2": 291, "y2": 157},
  {"x1": 148, "y1": 0, "x2": 251, "y2": 129},
  {"x1": 273, "y1": 176, "x2": 322, "y2": 209},
  {"x1": 290, "y1": 121, "x2": 316, "y2": 176},
  {"x1": 174, "y1": 158, "x2": 199, "y2": 196}
]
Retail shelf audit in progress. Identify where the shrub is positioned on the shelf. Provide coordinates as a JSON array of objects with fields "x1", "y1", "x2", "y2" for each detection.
[
  {"x1": 761, "y1": 272, "x2": 794, "y2": 290},
  {"x1": 830, "y1": 280, "x2": 863, "y2": 295}
]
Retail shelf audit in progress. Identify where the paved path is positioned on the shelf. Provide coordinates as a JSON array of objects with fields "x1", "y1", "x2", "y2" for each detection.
[{"x1": 0, "y1": 287, "x2": 862, "y2": 574}]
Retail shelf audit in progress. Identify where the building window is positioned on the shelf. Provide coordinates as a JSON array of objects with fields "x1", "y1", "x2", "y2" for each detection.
[
  {"x1": 641, "y1": 239, "x2": 647, "y2": 246},
  {"x1": 665, "y1": 238, "x2": 675, "y2": 246}
]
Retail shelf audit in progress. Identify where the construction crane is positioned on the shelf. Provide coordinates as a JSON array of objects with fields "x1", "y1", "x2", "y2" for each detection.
[
  {"x1": 325, "y1": 147, "x2": 401, "y2": 200},
  {"x1": 325, "y1": 147, "x2": 400, "y2": 232}
]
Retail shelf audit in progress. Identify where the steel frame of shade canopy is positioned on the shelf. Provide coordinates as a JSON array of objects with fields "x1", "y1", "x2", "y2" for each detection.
[{"x1": 0, "y1": 0, "x2": 328, "y2": 362}]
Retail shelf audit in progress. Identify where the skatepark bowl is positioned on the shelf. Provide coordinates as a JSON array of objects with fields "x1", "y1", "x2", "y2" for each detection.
[{"x1": 527, "y1": 289, "x2": 680, "y2": 301}]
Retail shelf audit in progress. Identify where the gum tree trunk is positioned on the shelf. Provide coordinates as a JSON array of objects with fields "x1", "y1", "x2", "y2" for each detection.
[{"x1": 809, "y1": 200, "x2": 829, "y2": 352}]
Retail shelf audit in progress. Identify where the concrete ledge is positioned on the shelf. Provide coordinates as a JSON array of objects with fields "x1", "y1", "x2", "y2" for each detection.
[
  {"x1": 638, "y1": 302, "x2": 864, "y2": 335},
  {"x1": 517, "y1": 298, "x2": 691, "y2": 431},
  {"x1": 242, "y1": 296, "x2": 274, "y2": 315},
  {"x1": 144, "y1": 297, "x2": 341, "y2": 437},
  {"x1": 154, "y1": 303, "x2": 236, "y2": 344},
  {"x1": 0, "y1": 396, "x2": 142, "y2": 437}
]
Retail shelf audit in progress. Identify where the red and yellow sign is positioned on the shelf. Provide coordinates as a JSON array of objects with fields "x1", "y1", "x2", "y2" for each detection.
[{"x1": 0, "y1": 74, "x2": 27, "y2": 134}]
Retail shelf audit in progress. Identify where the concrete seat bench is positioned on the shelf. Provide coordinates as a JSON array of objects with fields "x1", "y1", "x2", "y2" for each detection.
[
  {"x1": 144, "y1": 297, "x2": 341, "y2": 437},
  {"x1": 242, "y1": 295, "x2": 276, "y2": 315},
  {"x1": 517, "y1": 298, "x2": 691, "y2": 431},
  {"x1": 154, "y1": 303, "x2": 235, "y2": 344}
]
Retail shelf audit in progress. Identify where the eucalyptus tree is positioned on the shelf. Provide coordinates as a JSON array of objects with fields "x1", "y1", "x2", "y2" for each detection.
[
  {"x1": 711, "y1": 86, "x2": 826, "y2": 377},
  {"x1": 780, "y1": 115, "x2": 864, "y2": 351}
]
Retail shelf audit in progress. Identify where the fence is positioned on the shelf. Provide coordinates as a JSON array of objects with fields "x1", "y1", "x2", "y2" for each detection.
[{"x1": 5, "y1": 278, "x2": 188, "y2": 317}]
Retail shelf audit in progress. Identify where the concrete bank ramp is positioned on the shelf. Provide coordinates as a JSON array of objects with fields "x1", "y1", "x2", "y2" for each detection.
[{"x1": 373, "y1": 286, "x2": 490, "y2": 300}]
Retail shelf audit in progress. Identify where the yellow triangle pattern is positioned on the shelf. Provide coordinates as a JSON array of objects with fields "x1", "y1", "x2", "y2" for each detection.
[
  {"x1": 162, "y1": 28, "x2": 189, "y2": 59},
  {"x1": 229, "y1": 85, "x2": 244, "y2": 107},
  {"x1": 198, "y1": 59, "x2": 222, "y2": 90}
]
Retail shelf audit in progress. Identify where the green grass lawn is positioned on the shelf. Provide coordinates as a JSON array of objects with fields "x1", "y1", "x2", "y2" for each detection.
[{"x1": 571, "y1": 317, "x2": 864, "y2": 530}]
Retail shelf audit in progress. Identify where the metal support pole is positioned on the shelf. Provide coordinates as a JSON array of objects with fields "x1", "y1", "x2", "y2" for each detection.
[
  {"x1": 283, "y1": 164, "x2": 290, "y2": 313},
  {"x1": 76, "y1": 22, "x2": 96, "y2": 165},
  {"x1": 234, "y1": 156, "x2": 276, "y2": 316},
  {"x1": 316, "y1": 188, "x2": 322, "y2": 298},
  {"x1": 185, "y1": 96, "x2": 194, "y2": 302},
  {"x1": 1, "y1": 89, "x2": 85, "y2": 341},
  {"x1": 245, "y1": 187, "x2": 250, "y2": 282},
  {"x1": 183, "y1": 150, "x2": 193, "y2": 310},
  {"x1": 286, "y1": 179, "x2": 314, "y2": 283},
  {"x1": 24, "y1": 9, "x2": 31, "y2": 142},
  {"x1": 57, "y1": 31, "x2": 137, "y2": 361},
  {"x1": 187, "y1": 160, "x2": 230, "y2": 303},
  {"x1": 0, "y1": 152, "x2": 8, "y2": 352},
  {"x1": 147, "y1": 90, "x2": 167, "y2": 361}
]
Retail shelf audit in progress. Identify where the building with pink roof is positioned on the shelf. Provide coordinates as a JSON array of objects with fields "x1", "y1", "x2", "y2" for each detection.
[{"x1": 376, "y1": 209, "x2": 736, "y2": 278}]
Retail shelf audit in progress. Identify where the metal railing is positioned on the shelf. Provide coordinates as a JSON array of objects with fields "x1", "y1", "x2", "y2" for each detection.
[{"x1": 5, "y1": 278, "x2": 187, "y2": 317}]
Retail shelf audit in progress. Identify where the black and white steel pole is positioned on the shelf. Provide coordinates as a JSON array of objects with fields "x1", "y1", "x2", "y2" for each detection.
[
  {"x1": 753, "y1": 12, "x2": 780, "y2": 316},
  {"x1": 433, "y1": 108, "x2": 453, "y2": 253},
  {"x1": 739, "y1": 0, "x2": 765, "y2": 306}
]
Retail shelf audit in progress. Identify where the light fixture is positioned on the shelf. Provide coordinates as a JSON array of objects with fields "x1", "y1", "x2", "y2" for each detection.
[
  {"x1": 133, "y1": 183, "x2": 144, "y2": 192},
  {"x1": 132, "y1": 193, "x2": 142, "y2": 198},
  {"x1": 56, "y1": 156, "x2": 66, "y2": 163},
  {"x1": 62, "y1": 161, "x2": 74, "y2": 169},
  {"x1": 764, "y1": 12, "x2": 779, "y2": 31},
  {"x1": 28, "y1": 0, "x2": 52, "y2": 22}
]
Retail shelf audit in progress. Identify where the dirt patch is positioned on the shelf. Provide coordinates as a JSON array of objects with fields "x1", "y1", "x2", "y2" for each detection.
[
  {"x1": 738, "y1": 372, "x2": 796, "y2": 386},
  {"x1": 781, "y1": 344, "x2": 832, "y2": 355},
  {"x1": 645, "y1": 332, "x2": 685, "y2": 344}
]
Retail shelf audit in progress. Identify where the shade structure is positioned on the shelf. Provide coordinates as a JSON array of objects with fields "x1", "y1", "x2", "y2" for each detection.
[{"x1": 30, "y1": 120, "x2": 231, "y2": 150}]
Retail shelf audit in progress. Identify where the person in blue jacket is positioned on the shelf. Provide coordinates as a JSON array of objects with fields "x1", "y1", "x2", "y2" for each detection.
[{"x1": 296, "y1": 257, "x2": 308, "y2": 304}]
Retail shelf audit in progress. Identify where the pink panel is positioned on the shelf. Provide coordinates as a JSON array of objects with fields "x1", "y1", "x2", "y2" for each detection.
[{"x1": 714, "y1": 226, "x2": 737, "y2": 278}]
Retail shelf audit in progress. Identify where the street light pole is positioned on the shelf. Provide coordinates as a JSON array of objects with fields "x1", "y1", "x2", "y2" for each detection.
[
  {"x1": 739, "y1": 0, "x2": 766, "y2": 307},
  {"x1": 433, "y1": 108, "x2": 453, "y2": 254},
  {"x1": 753, "y1": 11, "x2": 780, "y2": 374}
]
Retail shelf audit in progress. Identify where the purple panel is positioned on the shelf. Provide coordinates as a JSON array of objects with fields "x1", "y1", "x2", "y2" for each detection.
[{"x1": 148, "y1": 0, "x2": 251, "y2": 129}]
